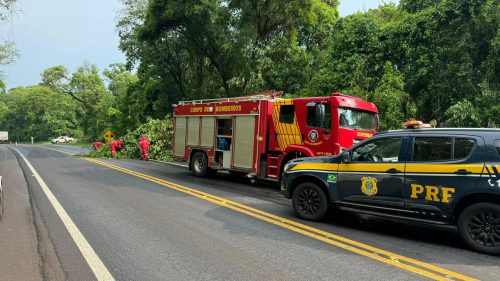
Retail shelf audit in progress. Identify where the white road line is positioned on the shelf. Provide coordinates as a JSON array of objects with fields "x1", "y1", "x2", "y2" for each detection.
[
  {"x1": 160, "y1": 161, "x2": 189, "y2": 168},
  {"x1": 148, "y1": 158, "x2": 187, "y2": 167},
  {"x1": 12, "y1": 148, "x2": 115, "y2": 281}
]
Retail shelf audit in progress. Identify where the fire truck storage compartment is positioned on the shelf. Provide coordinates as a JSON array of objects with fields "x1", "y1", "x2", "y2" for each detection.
[
  {"x1": 233, "y1": 116, "x2": 255, "y2": 169},
  {"x1": 174, "y1": 117, "x2": 186, "y2": 157},
  {"x1": 215, "y1": 118, "x2": 233, "y2": 168},
  {"x1": 201, "y1": 117, "x2": 215, "y2": 147},
  {"x1": 187, "y1": 117, "x2": 200, "y2": 146}
]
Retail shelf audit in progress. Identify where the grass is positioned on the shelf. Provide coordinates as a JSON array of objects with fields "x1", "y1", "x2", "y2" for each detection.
[{"x1": 34, "y1": 140, "x2": 93, "y2": 150}]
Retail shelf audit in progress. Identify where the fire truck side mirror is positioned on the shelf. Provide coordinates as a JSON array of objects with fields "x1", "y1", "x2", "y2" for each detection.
[
  {"x1": 341, "y1": 151, "x2": 351, "y2": 163},
  {"x1": 316, "y1": 104, "x2": 326, "y2": 125}
]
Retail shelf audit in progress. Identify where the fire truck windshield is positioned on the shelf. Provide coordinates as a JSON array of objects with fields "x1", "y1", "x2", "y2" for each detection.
[{"x1": 338, "y1": 108, "x2": 376, "y2": 131}]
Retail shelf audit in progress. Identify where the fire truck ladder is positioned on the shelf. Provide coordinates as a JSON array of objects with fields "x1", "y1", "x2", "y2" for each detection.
[{"x1": 177, "y1": 91, "x2": 283, "y2": 105}]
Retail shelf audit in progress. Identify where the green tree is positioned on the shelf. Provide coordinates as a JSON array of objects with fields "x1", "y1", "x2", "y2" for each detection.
[
  {"x1": 117, "y1": 0, "x2": 338, "y2": 119},
  {"x1": 370, "y1": 62, "x2": 415, "y2": 130},
  {"x1": 0, "y1": 86, "x2": 81, "y2": 141},
  {"x1": 444, "y1": 100, "x2": 481, "y2": 127},
  {"x1": 0, "y1": 1, "x2": 18, "y2": 79},
  {"x1": 103, "y1": 63, "x2": 139, "y2": 134},
  {"x1": 41, "y1": 63, "x2": 117, "y2": 140}
]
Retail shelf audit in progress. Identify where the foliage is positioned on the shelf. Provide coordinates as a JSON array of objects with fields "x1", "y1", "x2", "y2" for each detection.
[
  {"x1": 0, "y1": 1, "x2": 18, "y2": 79},
  {"x1": 444, "y1": 100, "x2": 481, "y2": 127},
  {"x1": 88, "y1": 117, "x2": 173, "y2": 161},
  {"x1": 116, "y1": 0, "x2": 338, "y2": 119},
  {"x1": 0, "y1": 85, "x2": 81, "y2": 141},
  {"x1": 113, "y1": 0, "x2": 500, "y2": 130},
  {"x1": 41, "y1": 63, "x2": 135, "y2": 141},
  {"x1": 370, "y1": 62, "x2": 415, "y2": 130}
]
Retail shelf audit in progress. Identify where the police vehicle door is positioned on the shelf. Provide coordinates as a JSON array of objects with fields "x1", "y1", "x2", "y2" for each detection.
[
  {"x1": 337, "y1": 136, "x2": 406, "y2": 208},
  {"x1": 404, "y1": 136, "x2": 484, "y2": 218}
]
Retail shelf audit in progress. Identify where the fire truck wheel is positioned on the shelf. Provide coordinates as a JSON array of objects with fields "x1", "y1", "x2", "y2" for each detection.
[
  {"x1": 192, "y1": 152, "x2": 209, "y2": 177},
  {"x1": 458, "y1": 202, "x2": 500, "y2": 255},
  {"x1": 292, "y1": 182, "x2": 328, "y2": 221}
]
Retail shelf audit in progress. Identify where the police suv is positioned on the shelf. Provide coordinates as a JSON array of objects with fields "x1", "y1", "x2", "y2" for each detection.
[{"x1": 281, "y1": 126, "x2": 500, "y2": 255}]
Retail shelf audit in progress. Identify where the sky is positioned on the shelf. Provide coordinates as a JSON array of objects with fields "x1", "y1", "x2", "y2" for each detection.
[{"x1": 2, "y1": 0, "x2": 397, "y2": 90}]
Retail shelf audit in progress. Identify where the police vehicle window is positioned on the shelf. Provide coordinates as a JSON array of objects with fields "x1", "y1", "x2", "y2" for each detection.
[
  {"x1": 454, "y1": 138, "x2": 476, "y2": 160},
  {"x1": 307, "y1": 103, "x2": 332, "y2": 130},
  {"x1": 495, "y1": 140, "x2": 500, "y2": 157},
  {"x1": 279, "y1": 105, "x2": 295, "y2": 124},
  {"x1": 338, "y1": 108, "x2": 376, "y2": 131},
  {"x1": 413, "y1": 137, "x2": 452, "y2": 162},
  {"x1": 351, "y1": 137, "x2": 402, "y2": 162}
]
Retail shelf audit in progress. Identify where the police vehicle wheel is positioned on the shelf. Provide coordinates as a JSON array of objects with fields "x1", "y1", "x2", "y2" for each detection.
[
  {"x1": 192, "y1": 152, "x2": 209, "y2": 177},
  {"x1": 458, "y1": 203, "x2": 500, "y2": 255},
  {"x1": 292, "y1": 182, "x2": 328, "y2": 221}
]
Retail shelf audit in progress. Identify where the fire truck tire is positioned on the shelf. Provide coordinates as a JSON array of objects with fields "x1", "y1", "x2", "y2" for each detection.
[
  {"x1": 458, "y1": 202, "x2": 500, "y2": 255},
  {"x1": 191, "y1": 152, "x2": 210, "y2": 177},
  {"x1": 292, "y1": 182, "x2": 328, "y2": 221}
]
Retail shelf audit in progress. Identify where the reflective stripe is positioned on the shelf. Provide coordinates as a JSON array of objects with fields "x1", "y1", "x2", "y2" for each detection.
[
  {"x1": 286, "y1": 170, "x2": 333, "y2": 174},
  {"x1": 291, "y1": 162, "x2": 486, "y2": 175},
  {"x1": 291, "y1": 163, "x2": 338, "y2": 171},
  {"x1": 339, "y1": 163, "x2": 405, "y2": 172},
  {"x1": 404, "y1": 163, "x2": 484, "y2": 174},
  {"x1": 404, "y1": 173, "x2": 482, "y2": 177}
]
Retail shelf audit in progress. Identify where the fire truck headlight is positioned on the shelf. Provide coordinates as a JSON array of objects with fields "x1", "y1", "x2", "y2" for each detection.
[{"x1": 283, "y1": 162, "x2": 297, "y2": 173}]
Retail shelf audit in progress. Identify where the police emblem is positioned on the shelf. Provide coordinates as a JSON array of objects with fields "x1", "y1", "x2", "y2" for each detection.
[
  {"x1": 361, "y1": 177, "x2": 378, "y2": 196},
  {"x1": 308, "y1": 130, "x2": 319, "y2": 142}
]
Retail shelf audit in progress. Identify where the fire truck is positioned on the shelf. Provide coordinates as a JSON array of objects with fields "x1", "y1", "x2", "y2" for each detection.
[{"x1": 173, "y1": 91, "x2": 378, "y2": 181}]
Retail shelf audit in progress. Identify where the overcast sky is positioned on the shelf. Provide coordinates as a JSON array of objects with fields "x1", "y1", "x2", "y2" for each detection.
[{"x1": 2, "y1": 0, "x2": 397, "y2": 90}]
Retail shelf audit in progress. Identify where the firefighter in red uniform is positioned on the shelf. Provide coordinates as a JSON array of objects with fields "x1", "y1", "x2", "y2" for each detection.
[
  {"x1": 110, "y1": 139, "x2": 123, "y2": 158},
  {"x1": 92, "y1": 141, "x2": 104, "y2": 150},
  {"x1": 138, "y1": 135, "x2": 150, "y2": 160}
]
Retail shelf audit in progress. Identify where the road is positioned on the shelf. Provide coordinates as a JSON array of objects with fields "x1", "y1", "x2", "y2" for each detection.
[{"x1": 0, "y1": 144, "x2": 498, "y2": 281}]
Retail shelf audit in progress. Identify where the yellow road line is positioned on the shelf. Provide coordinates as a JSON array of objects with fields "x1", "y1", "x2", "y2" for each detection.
[
  {"x1": 32, "y1": 145, "x2": 478, "y2": 281},
  {"x1": 83, "y1": 157, "x2": 476, "y2": 281}
]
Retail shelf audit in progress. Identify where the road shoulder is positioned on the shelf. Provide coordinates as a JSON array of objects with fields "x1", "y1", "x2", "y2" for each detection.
[{"x1": 0, "y1": 146, "x2": 43, "y2": 280}]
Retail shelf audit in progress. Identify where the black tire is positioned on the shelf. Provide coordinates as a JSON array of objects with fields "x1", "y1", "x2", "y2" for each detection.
[
  {"x1": 191, "y1": 152, "x2": 210, "y2": 177},
  {"x1": 292, "y1": 182, "x2": 328, "y2": 221},
  {"x1": 68, "y1": 140, "x2": 73, "y2": 143},
  {"x1": 55, "y1": 141, "x2": 59, "y2": 144},
  {"x1": 458, "y1": 202, "x2": 500, "y2": 255}
]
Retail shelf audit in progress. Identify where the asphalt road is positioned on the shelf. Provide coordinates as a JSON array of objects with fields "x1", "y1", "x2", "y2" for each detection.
[{"x1": 0, "y1": 144, "x2": 499, "y2": 281}]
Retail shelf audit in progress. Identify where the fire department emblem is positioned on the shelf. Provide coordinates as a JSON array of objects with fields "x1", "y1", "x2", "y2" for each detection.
[
  {"x1": 308, "y1": 130, "x2": 319, "y2": 142},
  {"x1": 361, "y1": 177, "x2": 378, "y2": 196}
]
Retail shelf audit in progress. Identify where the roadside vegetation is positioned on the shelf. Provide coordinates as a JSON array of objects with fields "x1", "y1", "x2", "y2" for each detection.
[
  {"x1": 87, "y1": 117, "x2": 173, "y2": 161},
  {"x1": 0, "y1": 0, "x2": 498, "y2": 160}
]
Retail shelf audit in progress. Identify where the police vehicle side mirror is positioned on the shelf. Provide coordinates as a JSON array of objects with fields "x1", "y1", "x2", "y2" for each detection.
[{"x1": 341, "y1": 151, "x2": 350, "y2": 163}]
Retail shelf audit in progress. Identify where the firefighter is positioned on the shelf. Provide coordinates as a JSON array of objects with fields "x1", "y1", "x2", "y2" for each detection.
[
  {"x1": 110, "y1": 139, "x2": 123, "y2": 158},
  {"x1": 92, "y1": 141, "x2": 104, "y2": 150},
  {"x1": 139, "y1": 135, "x2": 150, "y2": 160}
]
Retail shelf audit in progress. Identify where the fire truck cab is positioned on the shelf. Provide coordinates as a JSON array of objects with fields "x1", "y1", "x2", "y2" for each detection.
[{"x1": 173, "y1": 91, "x2": 378, "y2": 181}]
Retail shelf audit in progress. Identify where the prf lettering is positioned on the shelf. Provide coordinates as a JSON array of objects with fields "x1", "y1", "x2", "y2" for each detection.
[{"x1": 410, "y1": 184, "x2": 455, "y2": 203}]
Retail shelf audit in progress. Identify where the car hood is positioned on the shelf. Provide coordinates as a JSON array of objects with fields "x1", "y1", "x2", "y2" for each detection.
[{"x1": 288, "y1": 156, "x2": 333, "y2": 165}]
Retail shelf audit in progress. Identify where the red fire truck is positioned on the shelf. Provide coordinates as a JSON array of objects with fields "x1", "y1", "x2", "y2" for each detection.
[{"x1": 173, "y1": 91, "x2": 378, "y2": 181}]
